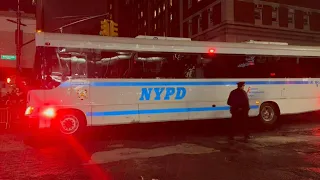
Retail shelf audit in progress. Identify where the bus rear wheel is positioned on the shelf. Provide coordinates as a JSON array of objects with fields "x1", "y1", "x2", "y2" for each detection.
[
  {"x1": 56, "y1": 110, "x2": 86, "y2": 136},
  {"x1": 259, "y1": 102, "x2": 279, "y2": 127}
]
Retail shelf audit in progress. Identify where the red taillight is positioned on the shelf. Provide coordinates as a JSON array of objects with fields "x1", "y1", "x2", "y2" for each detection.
[
  {"x1": 270, "y1": 73, "x2": 276, "y2": 77},
  {"x1": 208, "y1": 48, "x2": 215, "y2": 54},
  {"x1": 42, "y1": 107, "x2": 56, "y2": 118}
]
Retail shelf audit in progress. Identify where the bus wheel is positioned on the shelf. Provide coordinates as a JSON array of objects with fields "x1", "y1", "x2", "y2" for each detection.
[
  {"x1": 259, "y1": 103, "x2": 279, "y2": 127},
  {"x1": 57, "y1": 110, "x2": 85, "y2": 136}
]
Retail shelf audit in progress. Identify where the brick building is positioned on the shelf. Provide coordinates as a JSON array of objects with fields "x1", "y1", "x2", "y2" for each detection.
[
  {"x1": 182, "y1": 0, "x2": 320, "y2": 45},
  {"x1": 122, "y1": 0, "x2": 182, "y2": 37}
]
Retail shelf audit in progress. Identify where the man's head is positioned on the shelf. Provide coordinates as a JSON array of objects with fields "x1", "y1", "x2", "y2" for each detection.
[{"x1": 237, "y1": 82, "x2": 245, "y2": 90}]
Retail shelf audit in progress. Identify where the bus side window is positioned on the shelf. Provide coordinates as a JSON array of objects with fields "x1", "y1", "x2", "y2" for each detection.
[
  {"x1": 203, "y1": 54, "x2": 257, "y2": 79},
  {"x1": 96, "y1": 51, "x2": 132, "y2": 78},
  {"x1": 299, "y1": 57, "x2": 320, "y2": 78},
  {"x1": 131, "y1": 52, "x2": 185, "y2": 79}
]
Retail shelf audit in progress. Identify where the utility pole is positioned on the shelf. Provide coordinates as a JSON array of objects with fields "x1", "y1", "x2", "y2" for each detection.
[{"x1": 16, "y1": 0, "x2": 21, "y2": 74}]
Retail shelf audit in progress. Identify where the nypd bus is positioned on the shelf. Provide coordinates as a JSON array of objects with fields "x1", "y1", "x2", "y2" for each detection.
[{"x1": 25, "y1": 32, "x2": 320, "y2": 135}]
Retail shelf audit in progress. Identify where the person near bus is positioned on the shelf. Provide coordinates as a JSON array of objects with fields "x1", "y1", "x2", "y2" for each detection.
[{"x1": 227, "y1": 81, "x2": 251, "y2": 142}]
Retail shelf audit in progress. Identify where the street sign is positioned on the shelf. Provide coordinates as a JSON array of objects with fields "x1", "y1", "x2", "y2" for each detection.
[{"x1": 1, "y1": 55, "x2": 17, "y2": 60}]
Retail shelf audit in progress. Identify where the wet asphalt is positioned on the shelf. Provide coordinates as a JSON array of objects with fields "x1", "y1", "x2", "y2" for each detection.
[{"x1": 1, "y1": 113, "x2": 320, "y2": 180}]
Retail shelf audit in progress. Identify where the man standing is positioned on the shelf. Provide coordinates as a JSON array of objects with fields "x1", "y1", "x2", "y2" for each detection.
[{"x1": 227, "y1": 82, "x2": 251, "y2": 142}]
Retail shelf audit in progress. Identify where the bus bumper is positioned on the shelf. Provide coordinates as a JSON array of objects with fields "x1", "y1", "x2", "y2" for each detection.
[{"x1": 26, "y1": 116, "x2": 52, "y2": 130}]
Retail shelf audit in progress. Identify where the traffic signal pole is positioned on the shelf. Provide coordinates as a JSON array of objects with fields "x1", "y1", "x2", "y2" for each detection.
[{"x1": 16, "y1": 0, "x2": 21, "y2": 74}]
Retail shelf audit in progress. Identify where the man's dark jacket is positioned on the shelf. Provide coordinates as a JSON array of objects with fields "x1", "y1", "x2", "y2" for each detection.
[{"x1": 227, "y1": 88, "x2": 250, "y2": 114}]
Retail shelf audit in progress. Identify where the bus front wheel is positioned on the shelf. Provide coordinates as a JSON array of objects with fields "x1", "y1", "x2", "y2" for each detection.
[
  {"x1": 259, "y1": 102, "x2": 279, "y2": 127},
  {"x1": 55, "y1": 110, "x2": 86, "y2": 136}
]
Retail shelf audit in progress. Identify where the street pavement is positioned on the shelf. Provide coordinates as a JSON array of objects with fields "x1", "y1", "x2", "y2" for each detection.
[{"x1": 1, "y1": 115, "x2": 320, "y2": 180}]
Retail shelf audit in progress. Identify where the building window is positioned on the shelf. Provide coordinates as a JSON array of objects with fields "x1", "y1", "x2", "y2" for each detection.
[
  {"x1": 208, "y1": 7, "x2": 214, "y2": 27},
  {"x1": 163, "y1": 4, "x2": 166, "y2": 11},
  {"x1": 254, "y1": 4, "x2": 262, "y2": 20},
  {"x1": 304, "y1": 12, "x2": 310, "y2": 30},
  {"x1": 288, "y1": 9, "x2": 295, "y2": 28},
  {"x1": 197, "y1": 0, "x2": 201, "y2": 2},
  {"x1": 198, "y1": 14, "x2": 202, "y2": 33},
  {"x1": 188, "y1": 19, "x2": 192, "y2": 37},
  {"x1": 272, "y1": 7, "x2": 278, "y2": 23},
  {"x1": 109, "y1": 4, "x2": 112, "y2": 10},
  {"x1": 141, "y1": 11, "x2": 143, "y2": 17},
  {"x1": 254, "y1": 4, "x2": 263, "y2": 25},
  {"x1": 188, "y1": 0, "x2": 192, "y2": 9},
  {"x1": 154, "y1": 10, "x2": 157, "y2": 17},
  {"x1": 170, "y1": 0, "x2": 172, "y2": 7},
  {"x1": 144, "y1": 20, "x2": 147, "y2": 26},
  {"x1": 154, "y1": 23, "x2": 157, "y2": 30},
  {"x1": 170, "y1": 14, "x2": 173, "y2": 21}
]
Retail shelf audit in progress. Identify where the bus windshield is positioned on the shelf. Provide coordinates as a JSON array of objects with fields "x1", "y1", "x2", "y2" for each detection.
[
  {"x1": 34, "y1": 46, "x2": 136, "y2": 89},
  {"x1": 34, "y1": 46, "x2": 88, "y2": 89}
]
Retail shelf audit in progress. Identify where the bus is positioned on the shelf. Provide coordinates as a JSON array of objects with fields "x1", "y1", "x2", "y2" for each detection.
[{"x1": 25, "y1": 32, "x2": 320, "y2": 135}]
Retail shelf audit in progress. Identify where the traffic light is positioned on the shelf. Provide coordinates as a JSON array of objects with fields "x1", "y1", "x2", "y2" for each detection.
[
  {"x1": 110, "y1": 20, "x2": 118, "y2": 37},
  {"x1": 100, "y1": 19, "x2": 110, "y2": 36},
  {"x1": 99, "y1": 19, "x2": 118, "y2": 37}
]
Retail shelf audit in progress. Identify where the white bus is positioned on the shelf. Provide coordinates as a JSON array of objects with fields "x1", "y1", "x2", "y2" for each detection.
[{"x1": 25, "y1": 32, "x2": 320, "y2": 135}]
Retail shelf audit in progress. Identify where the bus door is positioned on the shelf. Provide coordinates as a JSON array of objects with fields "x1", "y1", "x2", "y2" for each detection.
[{"x1": 63, "y1": 52, "x2": 92, "y2": 126}]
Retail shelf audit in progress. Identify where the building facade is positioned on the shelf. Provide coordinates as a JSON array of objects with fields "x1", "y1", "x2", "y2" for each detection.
[
  {"x1": 122, "y1": 0, "x2": 182, "y2": 37},
  {"x1": 36, "y1": 0, "x2": 119, "y2": 35},
  {"x1": 0, "y1": 11, "x2": 35, "y2": 70},
  {"x1": 182, "y1": 0, "x2": 320, "y2": 45},
  {"x1": 0, "y1": 1, "x2": 35, "y2": 96}
]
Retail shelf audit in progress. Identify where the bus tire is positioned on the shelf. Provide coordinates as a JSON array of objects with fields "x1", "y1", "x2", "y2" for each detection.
[
  {"x1": 56, "y1": 109, "x2": 86, "y2": 136},
  {"x1": 259, "y1": 102, "x2": 279, "y2": 127}
]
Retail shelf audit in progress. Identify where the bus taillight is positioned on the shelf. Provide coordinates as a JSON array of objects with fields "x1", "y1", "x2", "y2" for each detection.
[
  {"x1": 208, "y1": 48, "x2": 215, "y2": 54},
  {"x1": 42, "y1": 107, "x2": 56, "y2": 118}
]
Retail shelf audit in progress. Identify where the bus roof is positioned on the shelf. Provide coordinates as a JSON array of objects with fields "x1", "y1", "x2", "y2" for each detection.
[{"x1": 35, "y1": 32, "x2": 320, "y2": 57}]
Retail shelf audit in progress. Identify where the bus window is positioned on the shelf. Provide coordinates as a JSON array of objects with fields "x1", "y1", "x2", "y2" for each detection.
[
  {"x1": 128, "y1": 52, "x2": 204, "y2": 79},
  {"x1": 98, "y1": 51, "x2": 132, "y2": 78},
  {"x1": 299, "y1": 57, "x2": 320, "y2": 78}
]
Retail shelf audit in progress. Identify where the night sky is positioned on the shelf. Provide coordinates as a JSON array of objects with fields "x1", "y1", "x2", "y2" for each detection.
[{"x1": 42, "y1": 0, "x2": 111, "y2": 34}]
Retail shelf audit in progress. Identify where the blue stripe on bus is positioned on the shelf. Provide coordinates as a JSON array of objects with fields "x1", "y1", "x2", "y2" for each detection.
[
  {"x1": 61, "y1": 80, "x2": 313, "y2": 87},
  {"x1": 87, "y1": 105, "x2": 260, "y2": 117}
]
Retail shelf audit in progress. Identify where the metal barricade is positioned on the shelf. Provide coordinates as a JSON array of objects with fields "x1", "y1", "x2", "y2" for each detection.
[{"x1": 0, "y1": 108, "x2": 11, "y2": 129}]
